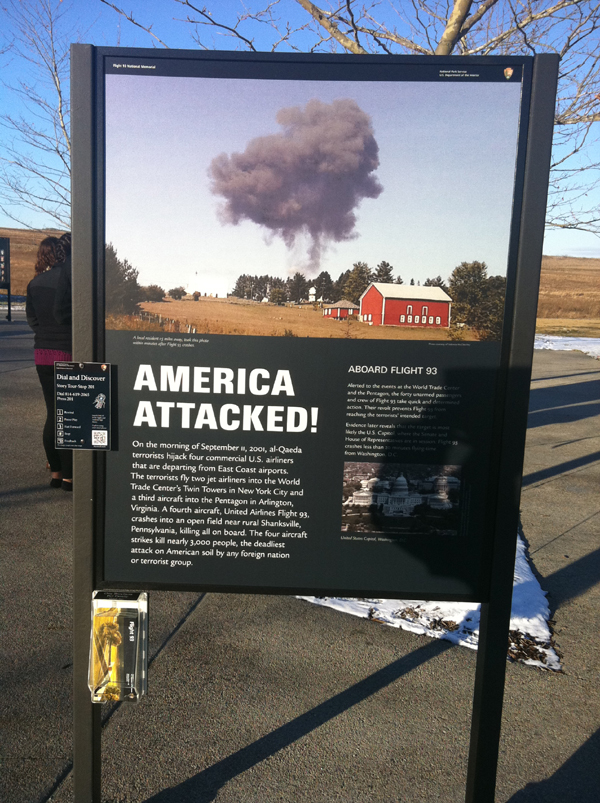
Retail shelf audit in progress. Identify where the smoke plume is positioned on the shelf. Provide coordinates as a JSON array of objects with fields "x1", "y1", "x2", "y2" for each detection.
[{"x1": 209, "y1": 98, "x2": 383, "y2": 267}]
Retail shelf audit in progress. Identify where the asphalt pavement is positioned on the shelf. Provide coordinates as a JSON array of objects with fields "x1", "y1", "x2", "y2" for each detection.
[{"x1": 1, "y1": 311, "x2": 598, "y2": 803}]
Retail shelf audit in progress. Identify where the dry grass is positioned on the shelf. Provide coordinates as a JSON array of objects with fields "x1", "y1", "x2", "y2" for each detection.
[
  {"x1": 535, "y1": 255, "x2": 600, "y2": 337},
  {"x1": 105, "y1": 314, "x2": 165, "y2": 332},
  {"x1": 134, "y1": 298, "x2": 459, "y2": 340},
  {"x1": 4, "y1": 227, "x2": 599, "y2": 336},
  {"x1": 535, "y1": 319, "x2": 600, "y2": 338},
  {"x1": 0, "y1": 226, "x2": 66, "y2": 295},
  {"x1": 537, "y1": 255, "x2": 600, "y2": 317}
]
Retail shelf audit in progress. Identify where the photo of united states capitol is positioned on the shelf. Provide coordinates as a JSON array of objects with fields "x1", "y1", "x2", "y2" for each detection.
[{"x1": 342, "y1": 462, "x2": 461, "y2": 537}]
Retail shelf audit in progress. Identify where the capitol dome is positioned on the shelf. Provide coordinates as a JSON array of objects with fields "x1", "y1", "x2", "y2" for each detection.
[
  {"x1": 434, "y1": 476, "x2": 449, "y2": 494},
  {"x1": 391, "y1": 473, "x2": 409, "y2": 496}
]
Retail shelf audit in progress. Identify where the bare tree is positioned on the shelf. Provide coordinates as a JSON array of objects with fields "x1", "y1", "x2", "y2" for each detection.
[
  {"x1": 101, "y1": 0, "x2": 600, "y2": 236},
  {"x1": 0, "y1": 0, "x2": 75, "y2": 228}
]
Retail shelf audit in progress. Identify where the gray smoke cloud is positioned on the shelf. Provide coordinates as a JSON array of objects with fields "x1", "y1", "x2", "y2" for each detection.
[{"x1": 208, "y1": 98, "x2": 383, "y2": 267}]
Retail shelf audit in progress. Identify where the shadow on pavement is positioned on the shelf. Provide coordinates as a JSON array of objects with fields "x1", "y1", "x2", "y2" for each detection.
[
  {"x1": 0, "y1": 322, "x2": 31, "y2": 338},
  {"x1": 143, "y1": 639, "x2": 452, "y2": 803},
  {"x1": 527, "y1": 379, "x2": 600, "y2": 429},
  {"x1": 505, "y1": 727, "x2": 600, "y2": 803},
  {"x1": 0, "y1": 484, "x2": 56, "y2": 499},
  {"x1": 542, "y1": 546, "x2": 600, "y2": 610},
  {"x1": 0, "y1": 486, "x2": 69, "y2": 508},
  {"x1": 528, "y1": 377, "x2": 600, "y2": 409},
  {"x1": 521, "y1": 451, "x2": 600, "y2": 487},
  {"x1": 527, "y1": 401, "x2": 600, "y2": 429},
  {"x1": 530, "y1": 370, "x2": 600, "y2": 382},
  {"x1": 551, "y1": 435, "x2": 599, "y2": 448}
]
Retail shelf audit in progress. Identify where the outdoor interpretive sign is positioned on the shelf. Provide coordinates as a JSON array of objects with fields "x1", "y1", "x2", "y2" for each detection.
[
  {"x1": 77, "y1": 48, "x2": 551, "y2": 600},
  {"x1": 0, "y1": 237, "x2": 11, "y2": 321},
  {"x1": 0, "y1": 237, "x2": 9, "y2": 289},
  {"x1": 71, "y1": 45, "x2": 558, "y2": 803},
  {"x1": 54, "y1": 361, "x2": 112, "y2": 450}
]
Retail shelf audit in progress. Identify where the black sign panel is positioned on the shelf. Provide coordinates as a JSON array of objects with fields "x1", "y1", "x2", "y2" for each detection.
[
  {"x1": 54, "y1": 362, "x2": 112, "y2": 450},
  {"x1": 100, "y1": 51, "x2": 532, "y2": 596},
  {"x1": 73, "y1": 47, "x2": 556, "y2": 598},
  {"x1": 0, "y1": 238, "x2": 10, "y2": 289},
  {"x1": 104, "y1": 331, "x2": 500, "y2": 598}
]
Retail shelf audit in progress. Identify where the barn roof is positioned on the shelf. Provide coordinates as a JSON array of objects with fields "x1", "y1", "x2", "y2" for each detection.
[
  {"x1": 323, "y1": 299, "x2": 359, "y2": 309},
  {"x1": 360, "y1": 283, "x2": 452, "y2": 303}
]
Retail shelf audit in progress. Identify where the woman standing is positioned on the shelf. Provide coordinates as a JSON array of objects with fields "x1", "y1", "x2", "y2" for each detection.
[{"x1": 26, "y1": 236, "x2": 73, "y2": 490}]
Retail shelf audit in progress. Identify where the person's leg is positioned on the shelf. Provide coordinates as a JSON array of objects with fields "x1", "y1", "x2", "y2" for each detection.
[
  {"x1": 60, "y1": 446, "x2": 73, "y2": 483},
  {"x1": 36, "y1": 366, "x2": 62, "y2": 478}
]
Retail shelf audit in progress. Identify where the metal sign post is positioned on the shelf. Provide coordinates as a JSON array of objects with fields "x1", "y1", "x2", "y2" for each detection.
[
  {"x1": 71, "y1": 45, "x2": 558, "y2": 802},
  {"x1": 0, "y1": 237, "x2": 11, "y2": 321},
  {"x1": 71, "y1": 43, "x2": 102, "y2": 803},
  {"x1": 466, "y1": 54, "x2": 558, "y2": 800}
]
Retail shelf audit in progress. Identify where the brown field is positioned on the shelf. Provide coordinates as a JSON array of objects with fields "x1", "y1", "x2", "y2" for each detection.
[
  {"x1": 134, "y1": 298, "x2": 459, "y2": 340},
  {"x1": 0, "y1": 226, "x2": 66, "y2": 296},
  {"x1": 3, "y1": 226, "x2": 599, "y2": 336},
  {"x1": 535, "y1": 255, "x2": 600, "y2": 336},
  {"x1": 534, "y1": 318, "x2": 600, "y2": 338}
]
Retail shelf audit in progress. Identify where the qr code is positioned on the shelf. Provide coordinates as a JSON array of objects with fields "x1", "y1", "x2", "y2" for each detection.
[{"x1": 92, "y1": 430, "x2": 108, "y2": 447}]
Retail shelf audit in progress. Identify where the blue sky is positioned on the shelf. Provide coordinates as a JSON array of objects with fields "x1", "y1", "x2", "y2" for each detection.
[
  {"x1": 1, "y1": 0, "x2": 599, "y2": 264},
  {"x1": 106, "y1": 71, "x2": 523, "y2": 294}
]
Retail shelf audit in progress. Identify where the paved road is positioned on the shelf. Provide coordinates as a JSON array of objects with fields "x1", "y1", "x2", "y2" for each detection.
[
  {"x1": 0, "y1": 308, "x2": 35, "y2": 373},
  {"x1": 1, "y1": 319, "x2": 598, "y2": 802}
]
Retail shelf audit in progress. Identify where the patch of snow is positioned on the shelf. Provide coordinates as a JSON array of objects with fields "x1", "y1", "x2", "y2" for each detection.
[
  {"x1": 298, "y1": 533, "x2": 561, "y2": 671},
  {"x1": 535, "y1": 334, "x2": 600, "y2": 360}
]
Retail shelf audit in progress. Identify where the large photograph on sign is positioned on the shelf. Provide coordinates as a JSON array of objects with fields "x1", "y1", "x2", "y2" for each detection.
[
  {"x1": 104, "y1": 70, "x2": 522, "y2": 343},
  {"x1": 342, "y1": 462, "x2": 461, "y2": 537},
  {"x1": 102, "y1": 54, "x2": 528, "y2": 597}
]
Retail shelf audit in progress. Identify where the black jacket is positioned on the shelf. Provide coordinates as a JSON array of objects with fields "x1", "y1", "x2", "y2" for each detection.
[
  {"x1": 26, "y1": 263, "x2": 72, "y2": 351},
  {"x1": 53, "y1": 253, "x2": 72, "y2": 325}
]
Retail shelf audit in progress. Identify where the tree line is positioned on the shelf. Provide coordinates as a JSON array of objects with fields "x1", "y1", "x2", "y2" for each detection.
[
  {"x1": 106, "y1": 243, "x2": 506, "y2": 341},
  {"x1": 231, "y1": 260, "x2": 450, "y2": 306},
  {"x1": 104, "y1": 243, "x2": 188, "y2": 314},
  {"x1": 231, "y1": 261, "x2": 407, "y2": 305},
  {"x1": 231, "y1": 258, "x2": 506, "y2": 340}
]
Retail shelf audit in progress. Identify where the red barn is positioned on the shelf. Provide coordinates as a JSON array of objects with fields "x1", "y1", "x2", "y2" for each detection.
[
  {"x1": 323, "y1": 299, "x2": 359, "y2": 320},
  {"x1": 359, "y1": 283, "x2": 452, "y2": 328}
]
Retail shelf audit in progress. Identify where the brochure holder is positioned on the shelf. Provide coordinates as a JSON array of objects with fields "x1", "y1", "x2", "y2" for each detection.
[{"x1": 88, "y1": 591, "x2": 148, "y2": 703}]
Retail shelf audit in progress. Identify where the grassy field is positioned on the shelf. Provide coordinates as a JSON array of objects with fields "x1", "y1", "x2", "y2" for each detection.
[
  {"x1": 135, "y1": 297, "x2": 458, "y2": 340},
  {"x1": 535, "y1": 255, "x2": 600, "y2": 337},
  {"x1": 4, "y1": 226, "x2": 599, "y2": 336},
  {"x1": 0, "y1": 226, "x2": 66, "y2": 296},
  {"x1": 534, "y1": 319, "x2": 600, "y2": 338}
]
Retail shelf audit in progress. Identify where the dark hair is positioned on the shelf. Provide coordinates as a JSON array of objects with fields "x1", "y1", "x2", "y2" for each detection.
[
  {"x1": 59, "y1": 232, "x2": 72, "y2": 254},
  {"x1": 34, "y1": 237, "x2": 60, "y2": 274}
]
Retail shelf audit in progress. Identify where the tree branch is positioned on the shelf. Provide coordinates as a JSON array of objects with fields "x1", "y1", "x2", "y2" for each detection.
[
  {"x1": 294, "y1": 0, "x2": 367, "y2": 54},
  {"x1": 173, "y1": 0, "x2": 259, "y2": 51},
  {"x1": 0, "y1": 0, "x2": 74, "y2": 227},
  {"x1": 99, "y1": 1, "x2": 171, "y2": 48},
  {"x1": 4, "y1": 0, "x2": 600, "y2": 235},
  {"x1": 435, "y1": 0, "x2": 474, "y2": 55},
  {"x1": 460, "y1": 0, "x2": 501, "y2": 38}
]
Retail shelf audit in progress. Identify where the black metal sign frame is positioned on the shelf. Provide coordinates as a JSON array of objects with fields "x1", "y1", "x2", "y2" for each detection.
[
  {"x1": 71, "y1": 45, "x2": 558, "y2": 803},
  {"x1": 92, "y1": 49, "x2": 537, "y2": 600}
]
